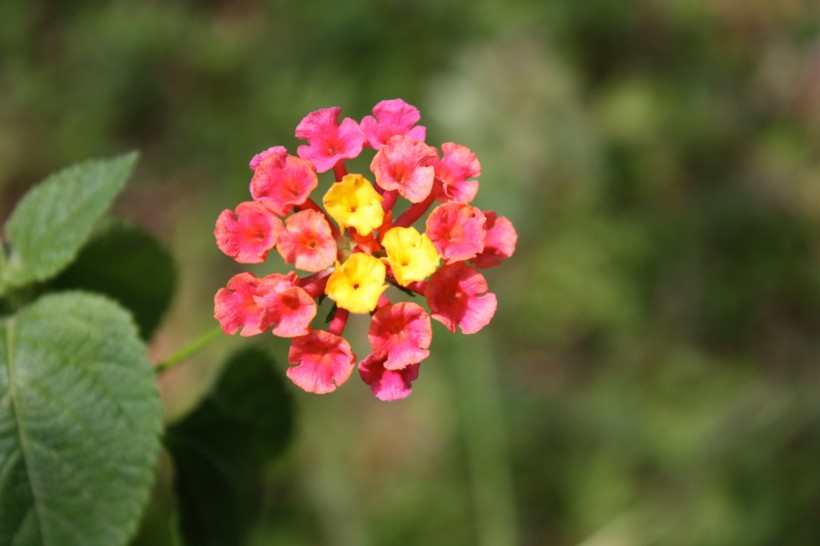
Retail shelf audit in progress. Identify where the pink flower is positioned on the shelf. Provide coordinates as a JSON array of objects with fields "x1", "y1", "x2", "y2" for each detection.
[
  {"x1": 214, "y1": 201, "x2": 283, "y2": 264},
  {"x1": 425, "y1": 262, "x2": 497, "y2": 334},
  {"x1": 368, "y1": 302, "x2": 432, "y2": 370},
  {"x1": 360, "y1": 98, "x2": 427, "y2": 149},
  {"x1": 249, "y1": 146, "x2": 287, "y2": 171},
  {"x1": 255, "y1": 272, "x2": 317, "y2": 337},
  {"x1": 358, "y1": 354, "x2": 420, "y2": 401},
  {"x1": 295, "y1": 107, "x2": 364, "y2": 173},
  {"x1": 370, "y1": 135, "x2": 437, "y2": 203},
  {"x1": 287, "y1": 330, "x2": 356, "y2": 394},
  {"x1": 214, "y1": 273, "x2": 268, "y2": 336},
  {"x1": 425, "y1": 203, "x2": 486, "y2": 264},
  {"x1": 250, "y1": 153, "x2": 319, "y2": 216},
  {"x1": 276, "y1": 209, "x2": 337, "y2": 272},
  {"x1": 434, "y1": 142, "x2": 481, "y2": 203},
  {"x1": 472, "y1": 211, "x2": 518, "y2": 268}
]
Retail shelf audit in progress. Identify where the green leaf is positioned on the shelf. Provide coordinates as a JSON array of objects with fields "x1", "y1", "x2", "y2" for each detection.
[
  {"x1": 166, "y1": 347, "x2": 292, "y2": 546},
  {"x1": 1, "y1": 153, "x2": 138, "y2": 293},
  {"x1": 0, "y1": 292, "x2": 163, "y2": 546},
  {"x1": 50, "y1": 220, "x2": 176, "y2": 339}
]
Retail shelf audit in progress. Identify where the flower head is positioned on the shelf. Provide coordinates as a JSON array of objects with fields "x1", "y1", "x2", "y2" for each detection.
[
  {"x1": 360, "y1": 98, "x2": 427, "y2": 149},
  {"x1": 276, "y1": 209, "x2": 337, "y2": 272},
  {"x1": 287, "y1": 330, "x2": 356, "y2": 394},
  {"x1": 325, "y1": 253, "x2": 387, "y2": 314},
  {"x1": 215, "y1": 99, "x2": 515, "y2": 399},
  {"x1": 370, "y1": 135, "x2": 437, "y2": 203},
  {"x1": 322, "y1": 174, "x2": 384, "y2": 236},
  {"x1": 381, "y1": 226, "x2": 440, "y2": 286},
  {"x1": 296, "y1": 107, "x2": 364, "y2": 173}
]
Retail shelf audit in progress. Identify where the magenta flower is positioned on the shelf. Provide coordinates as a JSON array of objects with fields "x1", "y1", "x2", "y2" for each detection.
[
  {"x1": 370, "y1": 135, "x2": 438, "y2": 203},
  {"x1": 214, "y1": 273, "x2": 268, "y2": 336},
  {"x1": 425, "y1": 262, "x2": 497, "y2": 334},
  {"x1": 250, "y1": 153, "x2": 318, "y2": 216},
  {"x1": 214, "y1": 201, "x2": 282, "y2": 264},
  {"x1": 287, "y1": 330, "x2": 356, "y2": 394},
  {"x1": 472, "y1": 211, "x2": 518, "y2": 268},
  {"x1": 214, "y1": 99, "x2": 516, "y2": 400},
  {"x1": 295, "y1": 107, "x2": 364, "y2": 173},
  {"x1": 276, "y1": 209, "x2": 337, "y2": 272},
  {"x1": 360, "y1": 98, "x2": 427, "y2": 149},
  {"x1": 425, "y1": 203, "x2": 487, "y2": 264},
  {"x1": 434, "y1": 142, "x2": 481, "y2": 203},
  {"x1": 358, "y1": 354, "x2": 420, "y2": 402},
  {"x1": 368, "y1": 302, "x2": 432, "y2": 370},
  {"x1": 255, "y1": 272, "x2": 317, "y2": 337}
]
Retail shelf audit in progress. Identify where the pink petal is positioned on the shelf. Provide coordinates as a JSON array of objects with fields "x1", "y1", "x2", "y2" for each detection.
[
  {"x1": 472, "y1": 211, "x2": 518, "y2": 268},
  {"x1": 358, "y1": 354, "x2": 420, "y2": 401},
  {"x1": 370, "y1": 134, "x2": 437, "y2": 202},
  {"x1": 214, "y1": 273, "x2": 268, "y2": 336},
  {"x1": 425, "y1": 203, "x2": 486, "y2": 264},
  {"x1": 368, "y1": 302, "x2": 432, "y2": 370},
  {"x1": 295, "y1": 107, "x2": 364, "y2": 173},
  {"x1": 256, "y1": 272, "x2": 317, "y2": 338},
  {"x1": 361, "y1": 98, "x2": 427, "y2": 149},
  {"x1": 287, "y1": 330, "x2": 356, "y2": 394},
  {"x1": 434, "y1": 142, "x2": 481, "y2": 203},
  {"x1": 276, "y1": 209, "x2": 337, "y2": 272},
  {"x1": 250, "y1": 154, "x2": 318, "y2": 216},
  {"x1": 214, "y1": 201, "x2": 282, "y2": 264},
  {"x1": 249, "y1": 146, "x2": 287, "y2": 171},
  {"x1": 425, "y1": 263, "x2": 497, "y2": 334}
]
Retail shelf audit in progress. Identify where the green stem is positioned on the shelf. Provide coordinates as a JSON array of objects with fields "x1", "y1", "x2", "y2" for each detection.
[{"x1": 154, "y1": 326, "x2": 222, "y2": 374}]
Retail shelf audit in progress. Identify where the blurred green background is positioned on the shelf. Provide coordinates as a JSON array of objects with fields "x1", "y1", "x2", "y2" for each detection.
[{"x1": 3, "y1": 0, "x2": 820, "y2": 544}]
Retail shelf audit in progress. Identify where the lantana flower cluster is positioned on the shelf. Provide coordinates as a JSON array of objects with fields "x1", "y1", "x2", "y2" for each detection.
[{"x1": 214, "y1": 99, "x2": 516, "y2": 401}]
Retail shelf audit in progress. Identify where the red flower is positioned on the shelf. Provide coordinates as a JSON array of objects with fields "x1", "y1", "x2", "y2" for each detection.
[
  {"x1": 370, "y1": 135, "x2": 438, "y2": 203},
  {"x1": 255, "y1": 272, "x2": 317, "y2": 338},
  {"x1": 425, "y1": 203, "x2": 486, "y2": 264},
  {"x1": 250, "y1": 152, "x2": 318, "y2": 216},
  {"x1": 368, "y1": 302, "x2": 432, "y2": 370},
  {"x1": 434, "y1": 142, "x2": 481, "y2": 203},
  {"x1": 214, "y1": 273, "x2": 268, "y2": 336},
  {"x1": 276, "y1": 209, "x2": 337, "y2": 272},
  {"x1": 472, "y1": 211, "x2": 518, "y2": 268}
]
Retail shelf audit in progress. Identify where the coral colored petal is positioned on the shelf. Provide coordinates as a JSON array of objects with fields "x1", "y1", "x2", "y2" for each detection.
[
  {"x1": 473, "y1": 211, "x2": 518, "y2": 268},
  {"x1": 214, "y1": 273, "x2": 268, "y2": 336},
  {"x1": 249, "y1": 146, "x2": 287, "y2": 171},
  {"x1": 434, "y1": 142, "x2": 481, "y2": 203},
  {"x1": 214, "y1": 201, "x2": 282, "y2": 264},
  {"x1": 425, "y1": 203, "x2": 486, "y2": 264},
  {"x1": 255, "y1": 272, "x2": 317, "y2": 338},
  {"x1": 358, "y1": 354, "x2": 420, "y2": 401},
  {"x1": 425, "y1": 263, "x2": 497, "y2": 334},
  {"x1": 287, "y1": 330, "x2": 356, "y2": 394},
  {"x1": 250, "y1": 155, "x2": 318, "y2": 216},
  {"x1": 276, "y1": 209, "x2": 337, "y2": 272},
  {"x1": 370, "y1": 135, "x2": 437, "y2": 202},
  {"x1": 368, "y1": 302, "x2": 432, "y2": 370}
]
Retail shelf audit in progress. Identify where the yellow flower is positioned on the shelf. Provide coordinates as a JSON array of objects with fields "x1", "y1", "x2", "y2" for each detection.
[
  {"x1": 326, "y1": 253, "x2": 388, "y2": 313},
  {"x1": 322, "y1": 174, "x2": 384, "y2": 236},
  {"x1": 381, "y1": 227, "x2": 441, "y2": 286}
]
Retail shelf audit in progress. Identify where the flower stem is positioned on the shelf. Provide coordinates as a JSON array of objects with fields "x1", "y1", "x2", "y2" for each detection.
[
  {"x1": 393, "y1": 193, "x2": 436, "y2": 228},
  {"x1": 333, "y1": 160, "x2": 348, "y2": 182},
  {"x1": 154, "y1": 326, "x2": 223, "y2": 374}
]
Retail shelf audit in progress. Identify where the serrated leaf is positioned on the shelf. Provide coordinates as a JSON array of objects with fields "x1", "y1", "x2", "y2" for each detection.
[
  {"x1": 166, "y1": 347, "x2": 292, "y2": 546},
  {"x1": 0, "y1": 292, "x2": 163, "y2": 546},
  {"x1": 50, "y1": 220, "x2": 176, "y2": 339},
  {"x1": 1, "y1": 153, "x2": 138, "y2": 292}
]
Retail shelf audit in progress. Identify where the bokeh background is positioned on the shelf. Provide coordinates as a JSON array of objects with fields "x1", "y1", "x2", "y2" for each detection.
[{"x1": 3, "y1": 1, "x2": 820, "y2": 544}]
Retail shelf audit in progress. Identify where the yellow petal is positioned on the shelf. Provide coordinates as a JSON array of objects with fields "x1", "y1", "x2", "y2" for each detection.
[
  {"x1": 382, "y1": 226, "x2": 441, "y2": 286},
  {"x1": 325, "y1": 253, "x2": 387, "y2": 313},
  {"x1": 322, "y1": 174, "x2": 384, "y2": 236}
]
